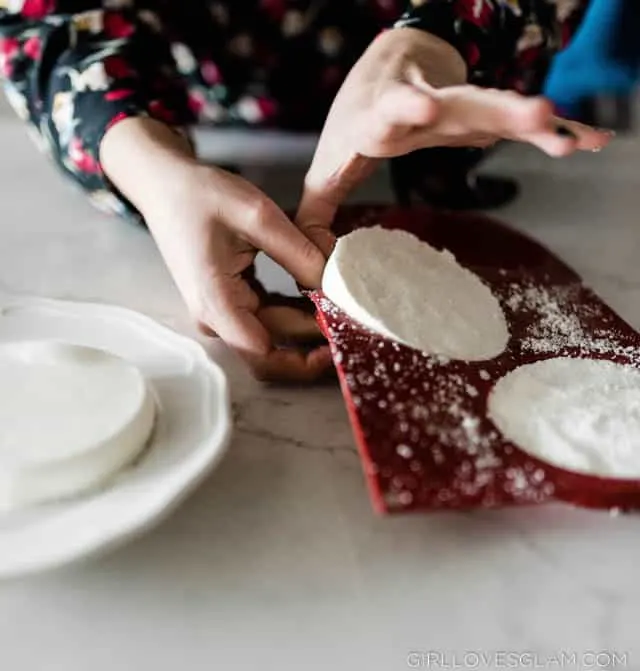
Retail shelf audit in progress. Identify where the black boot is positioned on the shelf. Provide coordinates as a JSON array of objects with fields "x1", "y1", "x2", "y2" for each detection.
[{"x1": 390, "y1": 147, "x2": 520, "y2": 211}]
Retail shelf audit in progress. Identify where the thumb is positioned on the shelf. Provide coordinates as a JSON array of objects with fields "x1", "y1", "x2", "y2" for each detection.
[
  {"x1": 295, "y1": 185, "x2": 338, "y2": 258},
  {"x1": 297, "y1": 153, "x2": 376, "y2": 256}
]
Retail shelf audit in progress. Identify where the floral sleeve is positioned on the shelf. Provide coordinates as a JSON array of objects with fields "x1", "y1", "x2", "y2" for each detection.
[
  {"x1": 395, "y1": 0, "x2": 504, "y2": 79},
  {"x1": 0, "y1": 2, "x2": 192, "y2": 219},
  {"x1": 396, "y1": 0, "x2": 588, "y2": 92}
]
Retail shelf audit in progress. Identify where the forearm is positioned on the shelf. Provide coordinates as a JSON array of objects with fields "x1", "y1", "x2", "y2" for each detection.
[
  {"x1": 100, "y1": 117, "x2": 197, "y2": 219},
  {"x1": 381, "y1": 25, "x2": 467, "y2": 88},
  {"x1": 0, "y1": 7, "x2": 192, "y2": 219}
]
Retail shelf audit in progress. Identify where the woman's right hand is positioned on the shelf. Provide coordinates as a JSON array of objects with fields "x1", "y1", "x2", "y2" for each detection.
[
  {"x1": 297, "y1": 28, "x2": 613, "y2": 244},
  {"x1": 101, "y1": 118, "x2": 333, "y2": 382}
]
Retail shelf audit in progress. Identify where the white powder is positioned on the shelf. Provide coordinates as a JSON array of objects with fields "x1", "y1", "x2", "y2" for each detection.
[
  {"x1": 488, "y1": 357, "x2": 640, "y2": 478},
  {"x1": 322, "y1": 227, "x2": 509, "y2": 360},
  {"x1": 505, "y1": 283, "x2": 588, "y2": 353},
  {"x1": 502, "y1": 280, "x2": 624, "y2": 357}
]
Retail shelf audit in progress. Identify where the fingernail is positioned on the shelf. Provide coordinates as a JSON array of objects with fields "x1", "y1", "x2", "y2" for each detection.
[{"x1": 556, "y1": 125, "x2": 577, "y2": 139}]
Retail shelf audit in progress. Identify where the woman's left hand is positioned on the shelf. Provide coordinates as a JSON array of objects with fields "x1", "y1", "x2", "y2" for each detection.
[{"x1": 297, "y1": 27, "x2": 612, "y2": 249}]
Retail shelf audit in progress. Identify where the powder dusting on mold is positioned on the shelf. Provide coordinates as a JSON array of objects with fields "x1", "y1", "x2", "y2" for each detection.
[
  {"x1": 316, "y1": 264, "x2": 640, "y2": 512},
  {"x1": 504, "y1": 279, "x2": 636, "y2": 361}
]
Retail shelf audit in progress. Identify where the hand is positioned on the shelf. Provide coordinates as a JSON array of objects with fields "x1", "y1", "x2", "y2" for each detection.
[
  {"x1": 101, "y1": 118, "x2": 333, "y2": 382},
  {"x1": 146, "y1": 166, "x2": 334, "y2": 382},
  {"x1": 297, "y1": 27, "x2": 613, "y2": 242}
]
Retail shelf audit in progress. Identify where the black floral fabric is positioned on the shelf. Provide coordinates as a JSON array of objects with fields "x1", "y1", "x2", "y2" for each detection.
[{"x1": 0, "y1": 1, "x2": 587, "y2": 216}]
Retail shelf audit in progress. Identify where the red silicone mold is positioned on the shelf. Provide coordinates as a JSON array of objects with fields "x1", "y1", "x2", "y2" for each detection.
[{"x1": 310, "y1": 205, "x2": 640, "y2": 514}]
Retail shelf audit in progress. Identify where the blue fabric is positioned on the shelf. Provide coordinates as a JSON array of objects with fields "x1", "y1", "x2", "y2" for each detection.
[{"x1": 543, "y1": 0, "x2": 640, "y2": 116}]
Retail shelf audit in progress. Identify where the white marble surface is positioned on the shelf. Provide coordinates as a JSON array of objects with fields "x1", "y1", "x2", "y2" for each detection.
[{"x1": 1, "y1": 116, "x2": 640, "y2": 671}]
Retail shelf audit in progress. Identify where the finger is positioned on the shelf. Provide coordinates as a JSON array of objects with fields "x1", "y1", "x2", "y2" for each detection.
[
  {"x1": 245, "y1": 345, "x2": 334, "y2": 384},
  {"x1": 406, "y1": 89, "x2": 547, "y2": 152},
  {"x1": 552, "y1": 119, "x2": 613, "y2": 151},
  {"x1": 522, "y1": 125, "x2": 579, "y2": 157},
  {"x1": 258, "y1": 304, "x2": 324, "y2": 342},
  {"x1": 520, "y1": 118, "x2": 612, "y2": 157},
  {"x1": 434, "y1": 89, "x2": 555, "y2": 137},
  {"x1": 297, "y1": 151, "x2": 375, "y2": 251},
  {"x1": 214, "y1": 301, "x2": 331, "y2": 381},
  {"x1": 203, "y1": 282, "x2": 333, "y2": 382},
  {"x1": 296, "y1": 187, "x2": 338, "y2": 257},
  {"x1": 240, "y1": 198, "x2": 327, "y2": 289},
  {"x1": 296, "y1": 207, "x2": 337, "y2": 257},
  {"x1": 198, "y1": 280, "x2": 268, "y2": 356},
  {"x1": 420, "y1": 86, "x2": 611, "y2": 157}
]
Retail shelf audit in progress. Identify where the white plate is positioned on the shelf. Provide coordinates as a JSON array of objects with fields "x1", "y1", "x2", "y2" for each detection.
[{"x1": 0, "y1": 295, "x2": 232, "y2": 578}]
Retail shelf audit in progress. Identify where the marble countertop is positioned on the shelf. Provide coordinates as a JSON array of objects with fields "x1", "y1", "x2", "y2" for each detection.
[{"x1": 1, "y1": 115, "x2": 640, "y2": 671}]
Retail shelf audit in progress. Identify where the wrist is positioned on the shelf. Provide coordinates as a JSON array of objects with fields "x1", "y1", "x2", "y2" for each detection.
[
  {"x1": 100, "y1": 117, "x2": 198, "y2": 217},
  {"x1": 379, "y1": 26, "x2": 467, "y2": 87}
]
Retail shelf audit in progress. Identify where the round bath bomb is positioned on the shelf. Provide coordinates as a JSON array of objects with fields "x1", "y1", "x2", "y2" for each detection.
[
  {"x1": 322, "y1": 226, "x2": 509, "y2": 360},
  {"x1": 489, "y1": 357, "x2": 640, "y2": 478},
  {"x1": 0, "y1": 341, "x2": 155, "y2": 511}
]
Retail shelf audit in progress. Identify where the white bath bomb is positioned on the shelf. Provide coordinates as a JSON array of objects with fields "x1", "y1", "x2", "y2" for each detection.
[
  {"x1": 0, "y1": 341, "x2": 155, "y2": 511},
  {"x1": 489, "y1": 357, "x2": 640, "y2": 478},
  {"x1": 322, "y1": 226, "x2": 509, "y2": 360}
]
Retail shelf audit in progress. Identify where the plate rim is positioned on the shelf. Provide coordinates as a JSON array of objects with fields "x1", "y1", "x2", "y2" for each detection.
[{"x1": 0, "y1": 294, "x2": 233, "y2": 578}]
